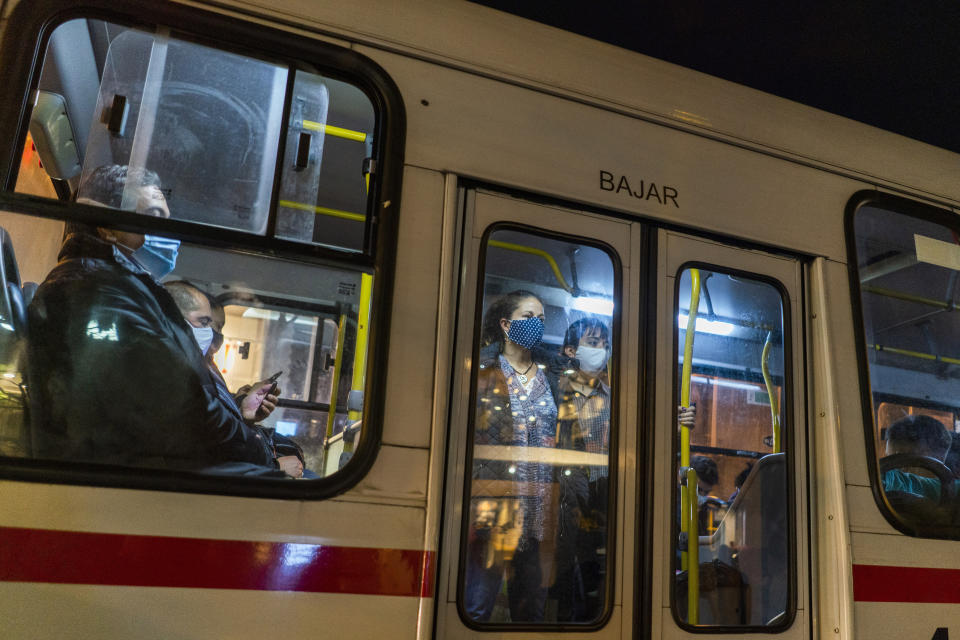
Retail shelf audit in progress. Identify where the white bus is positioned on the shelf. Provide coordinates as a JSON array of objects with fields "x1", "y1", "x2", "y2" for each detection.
[{"x1": 0, "y1": 1, "x2": 956, "y2": 639}]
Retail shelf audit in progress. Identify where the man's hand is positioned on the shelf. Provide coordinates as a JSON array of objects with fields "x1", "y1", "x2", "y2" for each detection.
[
  {"x1": 678, "y1": 404, "x2": 696, "y2": 429},
  {"x1": 240, "y1": 380, "x2": 275, "y2": 423},
  {"x1": 277, "y1": 455, "x2": 303, "y2": 479}
]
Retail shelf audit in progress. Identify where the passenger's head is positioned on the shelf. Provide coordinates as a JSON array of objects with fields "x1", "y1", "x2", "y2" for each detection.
[
  {"x1": 206, "y1": 294, "x2": 226, "y2": 355},
  {"x1": 691, "y1": 455, "x2": 719, "y2": 494},
  {"x1": 734, "y1": 463, "x2": 754, "y2": 488},
  {"x1": 165, "y1": 281, "x2": 214, "y2": 329},
  {"x1": 562, "y1": 317, "x2": 610, "y2": 375},
  {"x1": 165, "y1": 280, "x2": 218, "y2": 356},
  {"x1": 76, "y1": 164, "x2": 170, "y2": 251},
  {"x1": 884, "y1": 414, "x2": 952, "y2": 461},
  {"x1": 481, "y1": 290, "x2": 545, "y2": 351}
]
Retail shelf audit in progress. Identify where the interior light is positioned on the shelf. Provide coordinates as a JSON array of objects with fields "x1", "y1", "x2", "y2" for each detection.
[
  {"x1": 678, "y1": 313, "x2": 734, "y2": 336},
  {"x1": 571, "y1": 296, "x2": 614, "y2": 316},
  {"x1": 691, "y1": 375, "x2": 762, "y2": 392}
]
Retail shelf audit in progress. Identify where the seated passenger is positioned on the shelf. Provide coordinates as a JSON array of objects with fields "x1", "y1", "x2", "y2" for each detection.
[
  {"x1": 882, "y1": 414, "x2": 952, "y2": 501},
  {"x1": 164, "y1": 280, "x2": 307, "y2": 478},
  {"x1": 27, "y1": 165, "x2": 280, "y2": 472}
]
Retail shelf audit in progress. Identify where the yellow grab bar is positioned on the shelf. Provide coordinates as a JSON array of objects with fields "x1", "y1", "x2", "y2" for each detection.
[
  {"x1": 862, "y1": 285, "x2": 959, "y2": 311},
  {"x1": 686, "y1": 466, "x2": 700, "y2": 625},
  {"x1": 348, "y1": 273, "x2": 373, "y2": 425},
  {"x1": 679, "y1": 268, "x2": 700, "y2": 573},
  {"x1": 325, "y1": 313, "x2": 348, "y2": 442},
  {"x1": 761, "y1": 332, "x2": 782, "y2": 453},
  {"x1": 278, "y1": 200, "x2": 366, "y2": 222},
  {"x1": 302, "y1": 120, "x2": 368, "y2": 143},
  {"x1": 869, "y1": 343, "x2": 960, "y2": 366},
  {"x1": 488, "y1": 240, "x2": 573, "y2": 293}
]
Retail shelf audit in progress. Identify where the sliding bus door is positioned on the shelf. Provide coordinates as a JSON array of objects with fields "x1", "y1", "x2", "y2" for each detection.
[
  {"x1": 437, "y1": 189, "x2": 637, "y2": 638},
  {"x1": 652, "y1": 230, "x2": 808, "y2": 640}
]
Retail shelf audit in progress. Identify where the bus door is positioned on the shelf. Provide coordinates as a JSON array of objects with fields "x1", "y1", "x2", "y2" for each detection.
[
  {"x1": 653, "y1": 230, "x2": 808, "y2": 640},
  {"x1": 437, "y1": 188, "x2": 637, "y2": 637}
]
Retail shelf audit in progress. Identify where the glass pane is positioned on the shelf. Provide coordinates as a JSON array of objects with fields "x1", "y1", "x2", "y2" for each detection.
[
  {"x1": 853, "y1": 204, "x2": 960, "y2": 535},
  {"x1": 78, "y1": 27, "x2": 286, "y2": 233},
  {"x1": 460, "y1": 227, "x2": 617, "y2": 626},
  {"x1": 0, "y1": 204, "x2": 372, "y2": 481},
  {"x1": 673, "y1": 267, "x2": 789, "y2": 628},
  {"x1": 276, "y1": 74, "x2": 374, "y2": 252},
  {"x1": 16, "y1": 19, "x2": 378, "y2": 253}
]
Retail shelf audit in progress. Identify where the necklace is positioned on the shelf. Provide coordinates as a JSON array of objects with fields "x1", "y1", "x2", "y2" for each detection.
[{"x1": 511, "y1": 361, "x2": 535, "y2": 384}]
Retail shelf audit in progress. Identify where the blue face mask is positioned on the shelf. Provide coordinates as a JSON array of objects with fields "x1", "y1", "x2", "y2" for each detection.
[
  {"x1": 507, "y1": 316, "x2": 544, "y2": 350},
  {"x1": 132, "y1": 235, "x2": 180, "y2": 279}
]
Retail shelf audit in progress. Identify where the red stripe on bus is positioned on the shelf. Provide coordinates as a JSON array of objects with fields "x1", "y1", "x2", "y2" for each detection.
[
  {"x1": 0, "y1": 526, "x2": 434, "y2": 597},
  {"x1": 853, "y1": 564, "x2": 960, "y2": 603}
]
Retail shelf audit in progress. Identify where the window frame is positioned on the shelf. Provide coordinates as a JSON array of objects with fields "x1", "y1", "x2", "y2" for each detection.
[
  {"x1": 845, "y1": 190, "x2": 960, "y2": 539},
  {"x1": 669, "y1": 260, "x2": 798, "y2": 633},
  {"x1": 455, "y1": 221, "x2": 623, "y2": 632},
  {"x1": 0, "y1": 0, "x2": 406, "y2": 500}
]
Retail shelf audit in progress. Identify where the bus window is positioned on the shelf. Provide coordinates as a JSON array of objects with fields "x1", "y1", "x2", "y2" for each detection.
[
  {"x1": 851, "y1": 198, "x2": 960, "y2": 536},
  {"x1": 17, "y1": 18, "x2": 378, "y2": 253},
  {"x1": 0, "y1": 204, "x2": 373, "y2": 481},
  {"x1": 458, "y1": 225, "x2": 619, "y2": 627},
  {"x1": 0, "y1": 4, "x2": 403, "y2": 496},
  {"x1": 673, "y1": 267, "x2": 792, "y2": 629}
]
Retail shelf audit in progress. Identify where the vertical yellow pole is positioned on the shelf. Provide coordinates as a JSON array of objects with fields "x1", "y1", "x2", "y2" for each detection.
[
  {"x1": 679, "y1": 268, "x2": 701, "y2": 573},
  {"x1": 348, "y1": 273, "x2": 373, "y2": 422},
  {"x1": 761, "y1": 332, "x2": 782, "y2": 453},
  {"x1": 325, "y1": 314, "x2": 348, "y2": 441},
  {"x1": 686, "y1": 466, "x2": 700, "y2": 624}
]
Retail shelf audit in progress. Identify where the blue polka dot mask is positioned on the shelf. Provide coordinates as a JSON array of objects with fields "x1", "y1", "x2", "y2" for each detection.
[{"x1": 507, "y1": 316, "x2": 544, "y2": 350}]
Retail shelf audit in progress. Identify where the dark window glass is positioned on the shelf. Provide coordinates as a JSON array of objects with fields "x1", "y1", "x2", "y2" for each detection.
[{"x1": 852, "y1": 202, "x2": 960, "y2": 536}]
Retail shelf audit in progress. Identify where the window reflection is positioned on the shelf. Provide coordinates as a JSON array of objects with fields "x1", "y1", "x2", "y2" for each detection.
[{"x1": 461, "y1": 227, "x2": 617, "y2": 626}]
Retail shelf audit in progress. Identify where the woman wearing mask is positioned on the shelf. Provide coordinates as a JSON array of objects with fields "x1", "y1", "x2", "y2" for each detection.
[{"x1": 465, "y1": 290, "x2": 557, "y2": 623}]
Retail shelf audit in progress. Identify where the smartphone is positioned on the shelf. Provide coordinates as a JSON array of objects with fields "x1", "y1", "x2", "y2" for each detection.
[{"x1": 266, "y1": 371, "x2": 283, "y2": 395}]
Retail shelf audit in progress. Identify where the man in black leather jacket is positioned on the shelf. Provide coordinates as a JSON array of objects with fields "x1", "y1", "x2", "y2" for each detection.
[{"x1": 26, "y1": 165, "x2": 278, "y2": 472}]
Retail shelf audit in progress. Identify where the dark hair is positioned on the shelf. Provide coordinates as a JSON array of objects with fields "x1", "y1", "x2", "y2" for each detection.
[
  {"x1": 944, "y1": 431, "x2": 960, "y2": 478},
  {"x1": 480, "y1": 289, "x2": 541, "y2": 348},
  {"x1": 563, "y1": 316, "x2": 610, "y2": 349},
  {"x1": 691, "y1": 455, "x2": 719, "y2": 487},
  {"x1": 164, "y1": 280, "x2": 208, "y2": 315},
  {"x1": 734, "y1": 463, "x2": 754, "y2": 488},
  {"x1": 77, "y1": 164, "x2": 162, "y2": 209},
  {"x1": 885, "y1": 414, "x2": 952, "y2": 460}
]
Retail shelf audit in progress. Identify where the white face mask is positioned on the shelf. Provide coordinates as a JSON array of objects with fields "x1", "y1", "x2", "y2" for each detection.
[
  {"x1": 575, "y1": 345, "x2": 609, "y2": 374},
  {"x1": 191, "y1": 326, "x2": 214, "y2": 355}
]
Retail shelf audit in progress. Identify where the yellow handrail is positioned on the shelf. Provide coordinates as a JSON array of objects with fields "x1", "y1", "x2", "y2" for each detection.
[
  {"x1": 861, "y1": 285, "x2": 959, "y2": 311},
  {"x1": 488, "y1": 240, "x2": 573, "y2": 293},
  {"x1": 325, "y1": 313, "x2": 348, "y2": 442},
  {"x1": 868, "y1": 343, "x2": 960, "y2": 365},
  {"x1": 761, "y1": 332, "x2": 782, "y2": 453},
  {"x1": 348, "y1": 274, "x2": 373, "y2": 425},
  {"x1": 278, "y1": 200, "x2": 366, "y2": 222},
  {"x1": 686, "y1": 466, "x2": 700, "y2": 625},
  {"x1": 302, "y1": 119, "x2": 368, "y2": 143},
  {"x1": 679, "y1": 268, "x2": 700, "y2": 576}
]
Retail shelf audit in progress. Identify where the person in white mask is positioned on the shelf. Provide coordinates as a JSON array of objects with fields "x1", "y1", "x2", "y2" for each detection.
[{"x1": 163, "y1": 281, "x2": 306, "y2": 479}]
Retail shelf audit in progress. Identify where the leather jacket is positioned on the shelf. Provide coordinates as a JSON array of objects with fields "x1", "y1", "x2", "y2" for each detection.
[{"x1": 26, "y1": 231, "x2": 276, "y2": 470}]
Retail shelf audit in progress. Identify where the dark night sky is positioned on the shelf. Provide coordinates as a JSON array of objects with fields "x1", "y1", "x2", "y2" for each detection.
[{"x1": 470, "y1": 1, "x2": 960, "y2": 154}]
